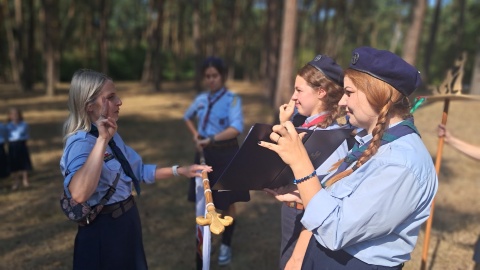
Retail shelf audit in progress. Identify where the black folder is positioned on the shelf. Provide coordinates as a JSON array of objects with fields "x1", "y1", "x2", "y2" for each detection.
[{"x1": 212, "y1": 123, "x2": 353, "y2": 190}]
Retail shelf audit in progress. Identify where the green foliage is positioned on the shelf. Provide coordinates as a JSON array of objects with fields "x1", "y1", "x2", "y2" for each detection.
[{"x1": 108, "y1": 47, "x2": 146, "y2": 80}]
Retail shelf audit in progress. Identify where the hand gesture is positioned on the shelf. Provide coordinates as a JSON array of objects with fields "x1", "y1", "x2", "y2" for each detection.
[
  {"x1": 95, "y1": 97, "x2": 117, "y2": 141},
  {"x1": 179, "y1": 164, "x2": 213, "y2": 178},
  {"x1": 279, "y1": 99, "x2": 296, "y2": 124},
  {"x1": 196, "y1": 137, "x2": 211, "y2": 150},
  {"x1": 264, "y1": 184, "x2": 302, "y2": 203},
  {"x1": 258, "y1": 121, "x2": 309, "y2": 167},
  {"x1": 437, "y1": 124, "x2": 451, "y2": 143}
]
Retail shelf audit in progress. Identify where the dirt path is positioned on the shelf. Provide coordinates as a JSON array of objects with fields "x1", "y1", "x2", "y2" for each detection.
[{"x1": 0, "y1": 81, "x2": 478, "y2": 270}]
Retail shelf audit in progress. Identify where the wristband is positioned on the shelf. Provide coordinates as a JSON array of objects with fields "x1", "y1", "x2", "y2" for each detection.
[
  {"x1": 293, "y1": 170, "x2": 317, "y2": 185},
  {"x1": 172, "y1": 165, "x2": 180, "y2": 177},
  {"x1": 209, "y1": 135, "x2": 215, "y2": 144}
]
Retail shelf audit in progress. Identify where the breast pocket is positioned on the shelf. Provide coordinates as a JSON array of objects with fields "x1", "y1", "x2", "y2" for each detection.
[
  {"x1": 329, "y1": 170, "x2": 364, "y2": 199},
  {"x1": 103, "y1": 158, "x2": 122, "y2": 185}
]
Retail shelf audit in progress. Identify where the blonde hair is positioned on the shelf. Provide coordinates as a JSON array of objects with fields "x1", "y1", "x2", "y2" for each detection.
[
  {"x1": 297, "y1": 64, "x2": 345, "y2": 128},
  {"x1": 324, "y1": 69, "x2": 411, "y2": 187},
  {"x1": 63, "y1": 69, "x2": 111, "y2": 141}
]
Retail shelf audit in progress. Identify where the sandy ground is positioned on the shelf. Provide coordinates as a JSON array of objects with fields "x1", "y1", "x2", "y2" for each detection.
[{"x1": 0, "y1": 80, "x2": 479, "y2": 270}]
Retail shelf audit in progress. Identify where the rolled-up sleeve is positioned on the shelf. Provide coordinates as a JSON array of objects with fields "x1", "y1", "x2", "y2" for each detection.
[{"x1": 302, "y1": 161, "x2": 424, "y2": 251}]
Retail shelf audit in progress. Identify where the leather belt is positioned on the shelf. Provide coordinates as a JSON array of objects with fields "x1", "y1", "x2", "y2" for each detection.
[
  {"x1": 284, "y1": 201, "x2": 304, "y2": 210},
  {"x1": 100, "y1": 195, "x2": 135, "y2": 218}
]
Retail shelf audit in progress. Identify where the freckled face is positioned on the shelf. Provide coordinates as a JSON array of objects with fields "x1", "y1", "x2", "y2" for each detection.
[
  {"x1": 204, "y1": 67, "x2": 224, "y2": 92},
  {"x1": 338, "y1": 76, "x2": 378, "y2": 133},
  {"x1": 88, "y1": 80, "x2": 122, "y2": 122},
  {"x1": 291, "y1": 75, "x2": 326, "y2": 117}
]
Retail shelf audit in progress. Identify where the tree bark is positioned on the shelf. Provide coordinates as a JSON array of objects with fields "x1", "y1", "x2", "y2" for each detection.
[
  {"x1": 274, "y1": 0, "x2": 297, "y2": 112},
  {"x1": 193, "y1": 0, "x2": 202, "y2": 92},
  {"x1": 99, "y1": 0, "x2": 110, "y2": 75},
  {"x1": 423, "y1": 0, "x2": 442, "y2": 84},
  {"x1": 263, "y1": 0, "x2": 281, "y2": 105},
  {"x1": 41, "y1": 0, "x2": 60, "y2": 96},
  {"x1": 402, "y1": 0, "x2": 426, "y2": 66},
  {"x1": 470, "y1": 37, "x2": 480, "y2": 95}
]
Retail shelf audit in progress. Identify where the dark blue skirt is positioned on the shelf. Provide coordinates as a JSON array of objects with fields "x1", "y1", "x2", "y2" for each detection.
[
  {"x1": 188, "y1": 138, "x2": 250, "y2": 211},
  {"x1": 0, "y1": 143, "x2": 9, "y2": 178},
  {"x1": 302, "y1": 236, "x2": 404, "y2": 270},
  {"x1": 73, "y1": 204, "x2": 148, "y2": 270},
  {"x1": 8, "y1": 140, "x2": 32, "y2": 172}
]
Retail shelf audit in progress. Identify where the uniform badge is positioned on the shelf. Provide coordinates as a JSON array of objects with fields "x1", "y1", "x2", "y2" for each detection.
[
  {"x1": 351, "y1": 52, "x2": 360, "y2": 65},
  {"x1": 104, "y1": 152, "x2": 114, "y2": 162}
]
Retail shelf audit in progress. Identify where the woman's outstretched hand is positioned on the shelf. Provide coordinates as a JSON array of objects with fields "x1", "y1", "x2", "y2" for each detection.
[{"x1": 179, "y1": 164, "x2": 213, "y2": 178}]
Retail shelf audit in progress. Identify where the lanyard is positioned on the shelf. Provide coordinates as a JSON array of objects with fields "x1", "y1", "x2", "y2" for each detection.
[
  {"x1": 323, "y1": 117, "x2": 419, "y2": 187},
  {"x1": 201, "y1": 88, "x2": 227, "y2": 131},
  {"x1": 301, "y1": 113, "x2": 330, "y2": 128}
]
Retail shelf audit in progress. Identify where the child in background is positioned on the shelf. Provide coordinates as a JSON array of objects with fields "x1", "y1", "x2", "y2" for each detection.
[
  {"x1": 7, "y1": 107, "x2": 33, "y2": 190},
  {"x1": 0, "y1": 120, "x2": 9, "y2": 179}
]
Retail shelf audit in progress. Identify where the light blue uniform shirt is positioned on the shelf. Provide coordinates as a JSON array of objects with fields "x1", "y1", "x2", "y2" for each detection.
[
  {"x1": 183, "y1": 88, "x2": 243, "y2": 137},
  {"x1": 60, "y1": 131, "x2": 157, "y2": 206},
  {"x1": 301, "y1": 126, "x2": 438, "y2": 266},
  {"x1": 7, "y1": 121, "x2": 29, "y2": 141}
]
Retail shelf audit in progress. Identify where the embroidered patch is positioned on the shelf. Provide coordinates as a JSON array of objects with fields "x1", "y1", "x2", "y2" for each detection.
[{"x1": 104, "y1": 152, "x2": 114, "y2": 162}]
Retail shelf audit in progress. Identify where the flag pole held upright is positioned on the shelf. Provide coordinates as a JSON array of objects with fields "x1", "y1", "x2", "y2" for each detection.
[
  {"x1": 196, "y1": 153, "x2": 233, "y2": 235},
  {"x1": 420, "y1": 98, "x2": 449, "y2": 270}
]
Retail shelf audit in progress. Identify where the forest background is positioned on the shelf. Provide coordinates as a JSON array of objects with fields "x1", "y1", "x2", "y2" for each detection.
[{"x1": 1, "y1": 0, "x2": 480, "y2": 269}]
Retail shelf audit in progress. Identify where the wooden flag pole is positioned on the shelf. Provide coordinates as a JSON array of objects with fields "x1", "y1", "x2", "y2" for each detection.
[
  {"x1": 195, "y1": 153, "x2": 233, "y2": 234},
  {"x1": 420, "y1": 98, "x2": 450, "y2": 270}
]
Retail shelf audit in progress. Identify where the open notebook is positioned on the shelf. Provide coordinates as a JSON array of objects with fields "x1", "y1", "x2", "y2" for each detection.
[{"x1": 212, "y1": 123, "x2": 354, "y2": 190}]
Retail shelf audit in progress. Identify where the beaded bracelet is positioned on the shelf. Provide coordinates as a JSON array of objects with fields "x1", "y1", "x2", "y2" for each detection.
[{"x1": 293, "y1": 170, "x2": 317, "y2": 185}]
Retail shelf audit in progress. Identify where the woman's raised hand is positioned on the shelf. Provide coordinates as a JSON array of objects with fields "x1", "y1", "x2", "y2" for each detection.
[
  {"x1": 279, "y1": 99, "x2": 296, "y2": 124},
  {"x1": 96, "y1": 97, "x2": 117, "y2": 141}
]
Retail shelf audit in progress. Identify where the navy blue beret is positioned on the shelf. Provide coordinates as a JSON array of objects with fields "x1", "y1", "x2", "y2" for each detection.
[
  {"x1": 349, "y1": 47, "x2": 422, "y2": 96},
  {"x1": 308, "y1": 55, "x2": 344, "y2": 87}
]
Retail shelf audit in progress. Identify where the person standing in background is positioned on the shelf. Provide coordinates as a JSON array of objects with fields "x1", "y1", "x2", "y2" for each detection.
[
  {"x1": 184, "y1": 56, "x2": 250, "y2": 267},
  {"x1": 438, "y1": 123, "x2": 480, "y2": 270},
  {"x1": 0, "y1": 119, "x2": 9, "y2": 179},
  {"x1": 7, "y1": 107, "x2": 33, "y2": 190}
]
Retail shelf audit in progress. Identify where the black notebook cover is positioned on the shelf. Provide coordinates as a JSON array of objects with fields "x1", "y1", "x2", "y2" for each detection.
[{"x1": 212, "y1": 123, "x2": 353, "y2": 190}]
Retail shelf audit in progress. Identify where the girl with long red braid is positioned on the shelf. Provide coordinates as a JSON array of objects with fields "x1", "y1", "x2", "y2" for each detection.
[{"x1": 259, "y1": 47, "x2": 438, "y2": 269}]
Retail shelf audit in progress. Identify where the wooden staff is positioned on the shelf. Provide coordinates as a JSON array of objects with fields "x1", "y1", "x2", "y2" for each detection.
[
  {"x1": 420, "y1": 98, "x2": 449, "y2": 270},
  {"x1": 195, "y1": 153, "x2": 233, "y2": 235}
]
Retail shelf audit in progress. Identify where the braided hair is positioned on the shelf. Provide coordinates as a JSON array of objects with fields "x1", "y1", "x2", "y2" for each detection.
[{"x1": 324, "y1": 69, "x2": 411, "y2": 187}]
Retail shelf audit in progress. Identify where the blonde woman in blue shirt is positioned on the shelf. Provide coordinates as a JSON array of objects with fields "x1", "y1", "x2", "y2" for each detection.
[
  {"x1": 260, "y1": 47, "x2": 438, "y2": 269},
  {"x1": 60, "y1": 69, "x2": 211, "y2": 270}
]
